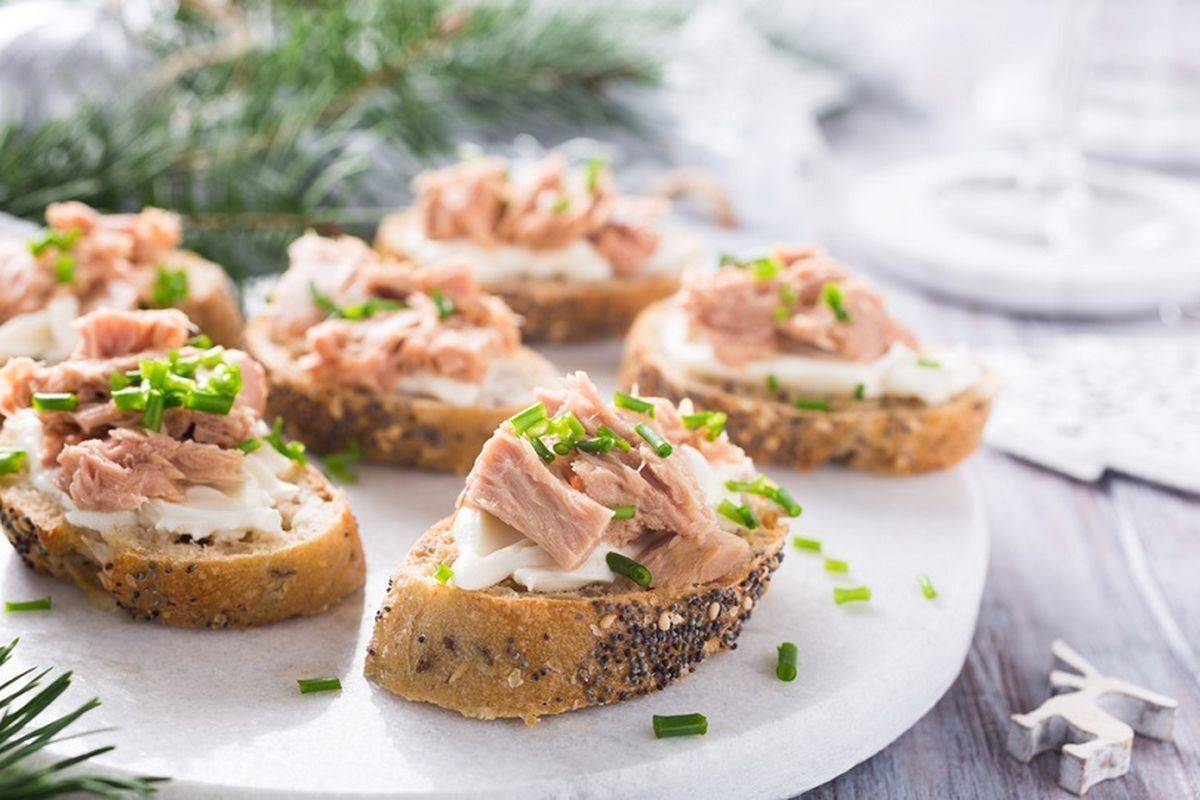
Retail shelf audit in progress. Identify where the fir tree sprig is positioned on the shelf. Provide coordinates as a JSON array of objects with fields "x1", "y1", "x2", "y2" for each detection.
[
  {"x1": 0, "y1": 638, "x2": 164, "y2": 798},
  {"x1": 0, "y1": 0, "x2": 672, "y2": 280}
]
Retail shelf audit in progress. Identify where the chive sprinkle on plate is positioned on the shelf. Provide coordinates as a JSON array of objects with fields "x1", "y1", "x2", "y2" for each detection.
[
  {"x1": 792, "y1": 536, "x2": 822, "y2": 552},
  {"x1": 834, "y1": 586, "x2": 872, "y2": 605},
  {"x1": 824, "y1": 557, "x2": 849, "y2": 574},
  {"x1": 433, "y1": 563, "x2": 454, "y2": 585},
  {"x1": 776, "y1": 642, "x2": 798, "y2": 682},
  {"x1": 297, "y1": 677, "x2": 341, "y2": 695},
  {"x1": 5, "y1": 597, "x2": 51, "y2": 612},
  {"x1": 918, "y1": 573, "x2": 938, "y2": 600},
  {"x1": 652, "y1": 712, "x2": 708, "y2": 738}
]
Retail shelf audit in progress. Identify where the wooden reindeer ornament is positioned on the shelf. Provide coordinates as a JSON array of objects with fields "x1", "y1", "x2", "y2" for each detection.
[{"x1": 1007, "y1": 639, "x2": 1178, "y2": 795}]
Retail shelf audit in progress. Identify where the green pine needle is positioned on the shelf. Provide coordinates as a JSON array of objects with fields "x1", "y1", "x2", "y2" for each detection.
[{"x1": 0, "y1": 638, "x2": 165, "y2": 797}]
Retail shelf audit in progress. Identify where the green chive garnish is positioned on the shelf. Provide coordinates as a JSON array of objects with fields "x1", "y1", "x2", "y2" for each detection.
[
  {"x1": 614, "y1": 391, "x2": 655, "y2": 417},
  {"x1": 834, "y1": 586, "x2": 872, "y2": 605},
  {"x1": 236, "y1": 438, "x2": 263, "y2": 454},
  {"x1": 266, "y1": 417, "x2": 307, "y2": 464},
  {"x1": 586, "y1": 156, "x2": 605, "y2": 192},
  {"x1": 718, "y1": 253, "x2": 740, "y2": 267},
  {"x1": 508, "y1": 402, "x2": 547, "y2": 434},
  {"x1": 141, "y1": 389, "x2": 165, "y2": 431},
  {"x1": 429, "y1": 287, "x2": 456, "y2": 320},
  {"x1": 528, "y1": 435, "x2": 555, "y2": 464},
  {"x1": 297, "y1": 677, "x2": 341, "y2": 695},
  {"x1": 606, "y1": 552, "x2": 651, "y2": 587},
  {"x1": 917, "y1": 356, "x2": 941, "y2": 368},
  {"x1": 778, "y1": 285, "x2": 798, "y2": 307},
  {"x1": 793, "y1": 397, "x2": 830, "y2": 412},
  {"x1": 433, "y1": 563, "x2": 454, "y2": 585},
  {"x1": 652, "y1": 713, "x2": 707, "y2": 738},
  {"x1": 31, "y1": 393, "x2": 78, "y2": 412},
  {"x1": 551, "y1": 196, "x2": 571, "y2": 213},
  {"x1": 765, "y1": 374, "x2": 780, "y2": 394},
  {"x1": 0, "y1": 449, "x2": 27, "y2": 475},
  {"x1": 111, "y1": 387, "x2": 146, "y2": 411},
  {"x1": 918, "y1": 573, "x2": 937, "y2": 600},
  {"x1": 187, "y1": 333, "x2": 213, "y2": 349},
  {"x1": 152, "y1": 265, "x2": 189, "y2": 308},
  {"x1": 5, "y1": 597, "x2": 50, "y2": 612},
  {"x1": 323, "y1": 439, "x2": 363, "y2": 483},
  {"x1": 28, "y1": 228, "x2": 79, "y2": 256},
  {"x1": 717, "y1": 499, "x2": 758, "y2": 530},
  {"x1": 610, "y1": 505, "x2": 636, "y2": 520},
  {"x1": 634, "y1": 422, "x2": 672, "y2": 458},
  {"x1": 597, "y1": 425, "x2": 631, "y2": 452},
  {"x1": 183, "y1": 391, "x2": 235, "y2": 415},
  {"x1": 575, "y1": 436, "x2": 613, "y2": 455},
  {"x1": 776, "y1": 642, "x2": 798, "y2": 682},
  {"x1": 792, "y1": 536, "x2": 821, "y2": 552},
  {"x1": 821, "y1": 282, "x2": 851, "y2": 322},
  {"x1": 772, "y1": 306, "x2": 791, "y2": 322},
  {"x1": 854, "y1": 383, "x2": 866, "y2": 400},
  {"x1": 774, "y1": 486, "x2": 802, "y2": 517},
  {"x1": 824, "y1": 557, "x2": 849, "y2": 574},
  {"x1": 748, "y1": 256, "x2": 783, "y2": 281},
  {"x1": 53, "y1": 254, "x2": 75, "y2": 283},
  {"x1": 341, "y1": 297, "x2": 403, "y2": 320},
  {"x1": 109, "y1": 371, "x2": 132, "y2": 392},
  {"x1": 681, "y1": 410, "x2": 726, "y2": 441},
  {"x1": 310, "y1": 282, "x2": 341, "y2": 318},
  {"x1": 724, "y1": 475, "x2": 802, "y2": 517}
]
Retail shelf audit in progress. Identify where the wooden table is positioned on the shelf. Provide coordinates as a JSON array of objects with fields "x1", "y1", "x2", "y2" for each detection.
[{"x1": 799, "y1": 109, "x2": 1200, "y2": 798}]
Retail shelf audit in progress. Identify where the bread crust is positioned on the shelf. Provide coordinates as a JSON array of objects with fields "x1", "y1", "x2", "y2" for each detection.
[
  {"x1": 0, "y1": 466, "x2": 364, "y2": 628},
  {"x1": 244, "y1": 317, "x2": 543, "y2": 473},
  {"x1": 159, "y1": 250, "x2": 244, "y2": 347},
  {"x1": 619, "y1": 300, "x2": 994, "y2": 475},
  {"x1": 364, "y1": 516, "x2": 785, "y2": 722},
  {"x1": 375, "y1": 211, "x2": 681, "y2": 343}
]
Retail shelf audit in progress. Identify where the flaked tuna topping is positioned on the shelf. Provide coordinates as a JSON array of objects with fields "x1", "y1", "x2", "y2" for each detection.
[
  {"x1": 457, "y1": 372, "x2": 796, "y2": 590},
  {"x1": 684, "y1": 246, "x2": 918, "y2": 366},
  {"x1": 269, "y1": 232, "x2": 524, "y2": 391},
  {"x1": 0, "y1": 202, "x2": 191, "y2": 326},
  {"x1": 0, "y1": 309, "x2": 279, "y2": 513},
  {"x1": 413, "y1": 154, "x2": 664, "y2": 276}
]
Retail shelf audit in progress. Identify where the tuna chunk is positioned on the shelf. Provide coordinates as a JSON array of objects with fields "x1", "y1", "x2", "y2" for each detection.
[
  {"x1": 414, "y1": 157, "x2": 509, "y2": 246},
  {"x1": 459, "y1": 428, "x2": 613, "y2": 570},
  {"x1": 0, "y1": 240, "x2": 58, "y2": 324},
  {"x1": 56, "y1": 428, "x2": 243, "y2": 511},
  {"x1": 72, "y1": 308, "x2": 191, "y2": 359},
  {"x1": 636, "y1": 529, "x2": 751, "y2": 589}
]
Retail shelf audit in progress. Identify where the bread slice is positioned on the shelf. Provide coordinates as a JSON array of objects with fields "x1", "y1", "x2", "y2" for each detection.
[
  {"x1": 160, "y1": 251, "x2": 244, "y2": 347},
  {"x1": 364, "y1": 515, "x2": 786, "y2": 723},
  {"x1": 244, "y1": 317, "x2": 550, "y2": 473},
  {"x1": 620, "y1": 300, "x2": 995, "y2": 475},
  {"x1": 0, "y1": 466, "x2": 364, "y2": 628},
  {"x1": 375, "y1": 211, "x2": 680, "y2": 343}
]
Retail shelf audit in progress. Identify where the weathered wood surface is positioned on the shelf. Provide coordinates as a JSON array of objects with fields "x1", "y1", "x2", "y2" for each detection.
[{"x1": 796, "y1": 109, "x2": 1200, "y2": 798}]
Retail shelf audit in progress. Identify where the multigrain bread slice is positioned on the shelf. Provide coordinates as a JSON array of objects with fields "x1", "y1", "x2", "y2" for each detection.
[
  {"x1": 620, "y1": 300, "x2": 995, "y2": 475},
  {"x1": 375, "y1": 212, "x2": 680, "y2": 344},
  {"x1": 364, "y1": 515, "x2": 785, "y2": 723},
  {"x1": 0, "y1": 466, "x2": 364, "y2": 628},
  {"x1": 244, "y1": 317, "x2": 551, "y2": 473},
  {"x1": 167, "y1": 251, "x2": 244, "y2": 347}
]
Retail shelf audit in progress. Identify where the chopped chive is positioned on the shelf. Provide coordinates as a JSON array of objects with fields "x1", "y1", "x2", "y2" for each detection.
[
  {"x1": 297, "y1": 677, "x2": 341, "y2": 695},
  {"x1": 552, "y1": 440, "x2": 573, "y2": 456},
  {"x1": 634, "y1": 422, "x2": 672, "y2": 458},
  {"x1": 725, "y1": 474, "x2": 801, "y2": 517},
  {"x1": 774, "y1": 486, "x2": 802, "y2": 517},
  {"x1": 772, "y1": 306, "x2": 791, "y2": 322},
  {"x1": 682, "y1": 410, "x2": 726, "y2": 441},
  {"x1": 433, "y1": 562, "x2": 454, "y2": 585},
  {"x1": 792, "y1": 536, "x2": 821, "y2": 552},
  {"x1": 610, "y1": 504, "x2": 636, "y2": 520},
  {"x1": 508, "y1": 402, "x2": 547, "y2": 435},
  {"x1": 585, "y1": 156, "x2": 605, "y2": 192},
  {"x1": 236, "y1": 438, "x2": 263, "y2": 454},
  {"x1": 111, "y1": 386, "x2": 146, "y2": 411},
  {"x1": 342, "y1": 296, "x2": 403, "y2": 320},
  {"x1": 575, "y1": 436, "x2": 613, "y2": 455},
  {"x1": 776, "y1": 642, "x2": 798, "y2": 682},
  {"x1": 793, "y1": 397, "x2": 830, "y2": 412},
  {"x1": 821, "y1": 282, "x2": 851, "y2": 322},
  {"x1": 183, "y1": 391, "x2": 235, "y2": 415},
  {"x1": 652, "y1": 713, "x2": 707, "y2": 738},
  {"x1": 824, "y1": 557, "x2": 849, "y2": 574},
  {"x1": 528, "y1": 434, "x2": 555, "y2": 464},
  {"x1": 28, "y1": 228, "x2": 79, "y2": 256},
  {"x1": 5, "y1": 597, "x2": 50, "y2": 612},
  {"x1": 718, "y1": 253, "x2": 740, "y2": 267},
  {"x1": 741, "y1": 502, "x2": 761, "y2": 529},
  {"x1": 310, "y1": 282, "x2": 342, "y2": 318},
  {"x1": 613, "y1": 391, "x2": 655, "y2": 417},
  {"x1": 551, "y1": 196, "x2": 571, "y2": 213},
  {"x1": 747, "y1": 256, "x2": 783, "y2": 281},
  {"x1": 834, "y1": 586, "x2": 872, "y2": 605},
  {"x1": 187, "y1": 333, "x2": 213, "y2": 349},
  {"x1": 854, "y1": 382, "x2": 865, "y2": 401},
  {"x1": 717, "y1": 499, "x2": 757, "y2": 529},
  {"x1": 918, "y1": 573, "x2": 937, "y2": 600},
  {"x1": 596, "y1": 425, "x2": 631, "y2": 452},
  {"x1": 323, "y1": 439, "x2": 363, "y2": 483},
  {"x1": 266, "y1": 417, "x2": 307, "y2": 464},
  {"x1": 109, "y1": 371, "x2": 132, "y2": 392},
  {"x1": 53, "y1": 253, "x2": 75, "y2": 283},
  {"x1": 917, "y1": 356, "x2": 941, "y2": 368},
  {"x1": 141, "y1": 389, "x2": 165, "y2": 431},
  {"x1": 0, "y1": 449, "x2": 26, "y2": 474},
  {"x1": 765, "y1": 374, "x2": 780, "y2": 394},
  {"x1": 606, "y1": 552, "x2": 651, "y2": 587},
  {"x1": 31, "y1": 393, "x2": 78, "y2": 412},
  {"x1": 152, "y1": 265, "x2": 189, "y2": 308},
  {"x1": 429, "y1": 287, "x2": 456, "y2": 320},
  {"x1": 778, "y1": 285, "x2": 798, "y2": 306}
]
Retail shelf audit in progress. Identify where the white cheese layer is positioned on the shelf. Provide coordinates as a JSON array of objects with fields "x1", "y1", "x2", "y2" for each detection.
[
  {"x1": 1, "y1": 411, "x2": 299, "y2": 543},
  {"x1": 659, "y1": 308, "x2": 983, "y2": 406},
  {"x1": 0, "y1": 295, "x2": 80, "y2": 361},
  {"x1": 392, "y1": 214, "x2": 698, "y2": 283},
  {"x1": 448, "y1": 443, "x2": 756, "y2": 592}
]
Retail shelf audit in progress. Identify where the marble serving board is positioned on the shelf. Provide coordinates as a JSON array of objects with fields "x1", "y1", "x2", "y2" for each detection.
[{"x1": 0, "y1": 343, "x2": 989, "y2": 798}]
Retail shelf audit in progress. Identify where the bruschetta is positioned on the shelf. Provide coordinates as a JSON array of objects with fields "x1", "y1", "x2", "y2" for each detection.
[
  {"x1": 375, "y1": 153, "x2": 703, "y2": 342},
  {"x1": 244, "y1": 232, "x2": 558, "y2": 473},
  {"x1": 619, "y1": 247, "x2": 994, "y2": 474},
  {"x1": 365, "y1": 371, "x2": 791, "y2": 721},
  {"x1": 0, "y1": 308, "x2": 364, "y2": 627},
  {"x1": 0, "y1": 202, "x2": 243, "y2": 360}
]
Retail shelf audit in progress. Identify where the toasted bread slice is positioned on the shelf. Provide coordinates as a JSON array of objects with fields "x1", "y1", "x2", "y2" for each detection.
[
  {"x1": 620, "y1": 301, "x2": 994, "y2": 475},
  {"x1": 0, "y1": 466, "x2": 364, "y2": 628},
  {"x1": 244, "y1": 317, "x2": 552, "y2": 473},
  {"x1": 364, "y1": 515, "x2": 786, "y2": 723},
  {"x1": 375, "y1": 211, "x2": 681, "y2": 343},
  {"x1": 168, "y1": 251, "x2": 244, "y2": 348}
]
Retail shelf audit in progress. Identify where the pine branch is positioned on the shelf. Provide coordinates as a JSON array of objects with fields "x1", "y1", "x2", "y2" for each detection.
[
  {"x1": 0, "y1": 639, "x2": 164, "y2": 798},
  {"x1": 0, "y1": 0, "x2": 672, "y2": 280}
]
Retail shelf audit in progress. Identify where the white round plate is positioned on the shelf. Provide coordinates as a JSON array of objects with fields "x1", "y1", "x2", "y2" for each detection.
[
  {"x1": 845, "y1": 152, "x2": 1200, "y2": 317},
  {"x1": 0, "y1": 347, "x2": 988, "y2": 798}
]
